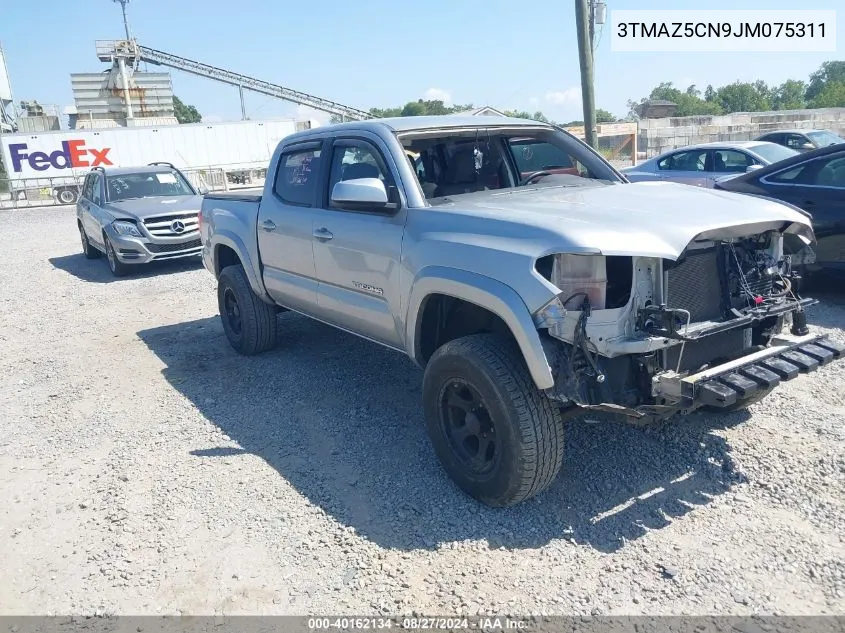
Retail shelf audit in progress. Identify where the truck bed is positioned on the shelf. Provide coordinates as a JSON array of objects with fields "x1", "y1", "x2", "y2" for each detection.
[{"x1": 204, "y1": 192, "x2": 262, "y2": 203}]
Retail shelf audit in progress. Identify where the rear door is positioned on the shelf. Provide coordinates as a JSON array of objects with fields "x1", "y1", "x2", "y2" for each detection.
[
  {"x1": 256, "y1": 141, "x2": 323, "y2": 313},
  {"x1": 309, "y1": 135, "x2": 407, "y2": 348},
  {"x1": 77, "y1": 174, "x2": 94, "y2": 233},
  {"x1": 84, "y1": 173, "x2": 108, "y2": 248},
  {"x1": 657, "y1": 149, "x2": 709, "y2": 187}
]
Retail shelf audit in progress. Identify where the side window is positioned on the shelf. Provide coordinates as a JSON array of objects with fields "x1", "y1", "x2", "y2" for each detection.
[
  {"x1": 81, "y1": 175, "x2": 93, "y2": 200},
  {"x1": 768, "y1": 164, "x2": 811, "y2": 184},
  {"x1": 507, "y1": 138, "x2": 578, "y2": 177},
  {"x1": 273, "y1": 147, "x2": 322, "y2": 206},
  {"x1": 784, "y1": 134, "x2": 807, "y2": 150},
  {"x1": 714, "y1": 150, "x2": 754, "y2": 173},
  {"x1": 91, "y1": 175, "x2": 103, "y2": 204},
  {"x1": 811, "y1": 156, "x2": 845, "y2": 187},
  {"x1": 326, "y1": 140, "x2": 392, "y2": 203},
  {"x1": 658, "y1": 150, "x2": 707, "y2": 172}
]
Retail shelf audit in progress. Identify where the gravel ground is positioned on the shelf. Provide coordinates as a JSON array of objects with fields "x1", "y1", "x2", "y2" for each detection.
[{"x1": 1, "y1": 204, "x2": 844, "y2": 617}]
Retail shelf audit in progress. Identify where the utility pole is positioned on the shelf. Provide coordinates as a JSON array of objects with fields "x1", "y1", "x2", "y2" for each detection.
[{"x1": 575, "y1": 0, "x2": 597, "y2": 148}]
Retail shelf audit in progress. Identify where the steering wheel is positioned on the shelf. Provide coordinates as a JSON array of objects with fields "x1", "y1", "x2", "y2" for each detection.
[{"x1": 519, "y1": 170, "x2": 553, "y2": 186}]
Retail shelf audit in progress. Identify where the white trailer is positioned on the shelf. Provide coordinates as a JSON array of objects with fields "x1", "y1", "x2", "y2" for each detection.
[{"x1": 0, "y1": 117, "x2": 317, "y2": 204}]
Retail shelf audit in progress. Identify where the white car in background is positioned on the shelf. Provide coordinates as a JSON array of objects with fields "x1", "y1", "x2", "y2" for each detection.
[{"x1": 622, "y1": 141, "x2": 799, "y2": 188}]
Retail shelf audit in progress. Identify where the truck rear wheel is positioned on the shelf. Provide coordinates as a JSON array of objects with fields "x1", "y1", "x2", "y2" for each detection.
[
  {"x1": 422, "y1": 333, "x2": 565, "y2": 507},
  {"x1": 217, "y1": 264, "x2": 278, "y2": 355},
  {"x1": 57, "y1": 188, "x2": 79, "y2": 205}
]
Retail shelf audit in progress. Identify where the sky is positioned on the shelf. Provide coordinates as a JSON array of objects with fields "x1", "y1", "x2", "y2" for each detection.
[{"x1": 0, "y1": 0, "x2": 842, "y2": 126}]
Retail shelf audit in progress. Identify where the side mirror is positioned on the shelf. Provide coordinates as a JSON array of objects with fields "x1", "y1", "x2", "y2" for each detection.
[
  {"x1": 745, "y1": 164, "x2": 763, "y2": 172},
  {"x1": 801, "y1": 142, "x2": 815, "y2": 151},
  {"x1": 197, "y1": 185, "x2": 209, "y2": 195},
  {"x1": 330, "y1": 178, "x2": 393, "y2": 211}
]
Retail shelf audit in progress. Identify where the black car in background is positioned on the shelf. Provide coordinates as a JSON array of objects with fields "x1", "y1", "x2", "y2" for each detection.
[
  {"x1": 755, "y1": 129, "x2": 845, "y2": 153},
  {"x1": 714, "y1": 144, "x2": 845, "y2": 277}
]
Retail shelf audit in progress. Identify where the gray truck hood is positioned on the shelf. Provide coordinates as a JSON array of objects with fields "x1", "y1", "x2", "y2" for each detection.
[
  {"x1": 446, "y1": 181, "x2": 814, "y2": 260},
  {"x1": 105, "y1": 195, "x2": 202, "y2": 220}
]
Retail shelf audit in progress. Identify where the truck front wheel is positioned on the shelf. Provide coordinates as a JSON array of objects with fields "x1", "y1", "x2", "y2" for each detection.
[
  {"x1": 422, "y1": 333, "x2": 565, "y2": 507},
  {"x1": 217, "y1": 264, "x2": 278, "y2": 355}
]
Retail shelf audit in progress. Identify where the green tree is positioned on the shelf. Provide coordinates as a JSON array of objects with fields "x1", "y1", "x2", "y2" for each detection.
[
  {"x1": 595, "y1": 109, "x2": 616, "y2": 123},
  {"x1": 771, "y1": 79, "x2": 806, "y2": 110},
  {"x1": 173, "y1": 96, "x2": 202, "y2": 124},
  {"x1": 634, "y1": 82, "x2": 723, "y2": 116},
  {"x1": 810, "y1": 81, "x2": 845, "y2": 108},
  {"x1": 714, "y1": 81, "x2": 770, "y2": 113},
  {"x1": 806, "y1": 61, "x2": 845, "y2": 101}
]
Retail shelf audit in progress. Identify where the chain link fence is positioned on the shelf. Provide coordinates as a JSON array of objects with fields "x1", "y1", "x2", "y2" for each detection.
[{"x1": 1, "y1": 167, "x2": 269, "y2": 210}]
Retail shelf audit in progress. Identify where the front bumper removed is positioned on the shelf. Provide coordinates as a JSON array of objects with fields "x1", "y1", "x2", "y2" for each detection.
[{"x1": 656, "y1": 333, "x2": 844, "y2": 409}]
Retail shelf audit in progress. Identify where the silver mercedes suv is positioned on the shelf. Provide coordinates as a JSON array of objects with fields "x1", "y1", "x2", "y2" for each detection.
[{"x1": 76, "y1": 162, "x2": 207, "y2": 277}]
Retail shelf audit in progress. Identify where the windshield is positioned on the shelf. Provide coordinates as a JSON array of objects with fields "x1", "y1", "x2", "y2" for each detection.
[
  {"x1": 806, "y1": 130, "x2": 845, "y2": 147},
  {"x1": 398, "y1": 127, "x2": 621, "y2": 201},
  {"x1": 750, "y1": 143, "x2": 800, "y2": 164},
  {"x1": 106, "y1": 170, "x2": 195, "y2": 202}
]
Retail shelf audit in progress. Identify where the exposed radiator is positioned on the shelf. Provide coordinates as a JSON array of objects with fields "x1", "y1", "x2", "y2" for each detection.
[{"x1": 665, "y1": 247, "x2": 723, "y2": 323}]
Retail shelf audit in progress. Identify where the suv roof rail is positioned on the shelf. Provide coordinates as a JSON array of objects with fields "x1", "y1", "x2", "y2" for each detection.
[{"x1": 148, "y1": 161, "x2": 176, "y2": 168}]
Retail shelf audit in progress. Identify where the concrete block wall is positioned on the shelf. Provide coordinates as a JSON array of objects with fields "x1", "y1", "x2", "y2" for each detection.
[{"x1": 638, "y1": 107, "x2": 845, "y2": 157}]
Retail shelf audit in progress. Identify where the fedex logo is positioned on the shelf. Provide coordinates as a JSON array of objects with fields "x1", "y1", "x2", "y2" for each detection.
[{"x1": 9, "y1": 140, "x2": 113, "y2": 173}]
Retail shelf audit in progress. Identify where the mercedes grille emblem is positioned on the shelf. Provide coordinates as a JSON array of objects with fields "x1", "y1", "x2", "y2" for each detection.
[{"x1": 171, "y1": 220, "x2": 186, "y2": 234}]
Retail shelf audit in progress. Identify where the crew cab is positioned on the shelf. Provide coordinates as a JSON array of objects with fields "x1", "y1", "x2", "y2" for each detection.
[{"x1": 199, "y1": 116, "x2": 843, "y2": 507}]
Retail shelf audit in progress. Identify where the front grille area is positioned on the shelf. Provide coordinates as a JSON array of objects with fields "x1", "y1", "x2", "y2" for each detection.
[
  {"x1": 143, "y1": 212, "x2": 199, "y2": 237},
  {"x1": 146, "y1": 238, "x2": 201, "y2": 254},
  {"x1": 665, "y1": 247, "x2": 723, "y2": 323}
]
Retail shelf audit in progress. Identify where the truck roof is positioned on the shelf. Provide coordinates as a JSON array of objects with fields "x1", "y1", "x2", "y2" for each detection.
[{"x1": 284, "y1": 115, "x2": 551, "y2": 142}]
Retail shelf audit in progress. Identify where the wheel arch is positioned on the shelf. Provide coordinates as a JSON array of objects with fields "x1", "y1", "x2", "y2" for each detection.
[
  {"x1": 208, "y1": 233, "x2": 272, "y2": 304},
  {"x1": 406, "y1": 266, "x2": 554, "y2": 390}
]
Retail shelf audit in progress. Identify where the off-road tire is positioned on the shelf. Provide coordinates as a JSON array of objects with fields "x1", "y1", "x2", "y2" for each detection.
[
  {"x1": 79, "y1": 224, "x2": 101, "y2": 259},
  {"x1": 217, "y1": 264, "x2": 278, "y2": 355},
  {"x1": 703, "y1": 387, "x2": 775, "y2": 413},
  {"x1": 104, "y1": 235, "x2": 130, "y2": 277},
  {"x1": 422, "y1": 333, "x2": 565, "y2": 507}
]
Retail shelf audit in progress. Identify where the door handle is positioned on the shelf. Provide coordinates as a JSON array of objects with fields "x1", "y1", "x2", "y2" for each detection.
[
  {"x1": 261, "y1": 219, "x2": 276, "y2": 232},
  {"x1": 313, "y1": 227, "x2": 333, "y2": 241}
]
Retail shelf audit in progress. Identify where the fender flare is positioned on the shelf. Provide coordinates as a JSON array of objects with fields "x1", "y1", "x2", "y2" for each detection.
[
  {"x1": 405, "y1": 266, "x2": 555, "y2": 390},
  {"x1": 209, "y1": 232, "x2": 272, "y2": 304}
]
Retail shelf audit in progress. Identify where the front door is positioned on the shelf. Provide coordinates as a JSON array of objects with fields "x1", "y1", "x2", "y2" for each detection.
[
  {"x1": 256, "y1": 141, "x2": 323, "y2": 313},
  {"x1": 310, "y1": 136, "x2": 407, "y2": 348},
  {"x1": 707, "y1": 149, "x2": 759, "y2": 188}
]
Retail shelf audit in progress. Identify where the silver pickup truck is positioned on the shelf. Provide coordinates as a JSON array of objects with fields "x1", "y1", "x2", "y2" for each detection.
[{"x1": 199, "y1": 115, "x2": 843, "y2": 507}]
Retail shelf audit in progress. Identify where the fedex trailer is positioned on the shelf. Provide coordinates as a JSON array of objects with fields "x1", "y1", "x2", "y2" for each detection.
[{"x1": 0, "y1": 117, "x2": 317, "y2": 204}]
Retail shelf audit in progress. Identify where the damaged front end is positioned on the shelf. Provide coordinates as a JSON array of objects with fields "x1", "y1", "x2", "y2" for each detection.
[{"x1": 533, "y1": 224, "x2": 843, "y2": 423}]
